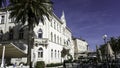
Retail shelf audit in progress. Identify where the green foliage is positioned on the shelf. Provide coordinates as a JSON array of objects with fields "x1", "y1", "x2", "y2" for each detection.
[
  {"x1": 67, "y1": 54, "x2": 73, "y2": 61},
  {"x1": 8, "y1": 0, "x2": 53, "y2": 25},
  {"x1": 99, "y1": 44, "x2": 106, "y2": 56},
  {"x1": 0, "y1": 0, "x2": 6, "y2": 7},
  {"x1": 35, "y1": 61, "x2": 45, "y2": 68},
  {"x1": 46, "y1": 63, "x2": 62, "y2": 67},
  {"x1": 7, "y1": 0, "x2": 53, "y2": 66},
  {"x1": 61, "y1": 48, "x2": 69, "y2": 57},
  {"x1": 99, "y1": 36, "x2": 120, "y2": 56},
  {"x1": 64, "y1": 60, "x2": 72, "y2": 63}
]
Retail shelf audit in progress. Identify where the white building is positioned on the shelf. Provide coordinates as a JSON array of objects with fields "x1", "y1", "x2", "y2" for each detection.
[
  {"x1": 0, "y1": 10, "x2": 74, "y2": 65},
  {"x1": 73, "y1": 37, "x2": 88, "y2": 60}
]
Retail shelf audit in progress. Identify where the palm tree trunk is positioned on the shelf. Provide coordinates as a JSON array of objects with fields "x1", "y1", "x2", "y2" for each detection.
[{"x1": 27, "y1": 17, "x2": 34, "y2": 68}]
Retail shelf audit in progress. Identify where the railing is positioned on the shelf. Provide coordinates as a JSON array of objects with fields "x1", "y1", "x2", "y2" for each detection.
[
  {"x1": 34, "y1": 38, "x2": 48, "y2": 45},
  {"x1": 0, "y1": 40, "x2": 27, "y2": 52}
]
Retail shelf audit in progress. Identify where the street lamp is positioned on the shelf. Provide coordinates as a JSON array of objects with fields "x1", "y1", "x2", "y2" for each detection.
[
  {"x1": 102, "y1": 34, "x2": 109, "y2": 68},
  {"x1": 102, "y1": 34, "x2": 107, "y2": 44}
]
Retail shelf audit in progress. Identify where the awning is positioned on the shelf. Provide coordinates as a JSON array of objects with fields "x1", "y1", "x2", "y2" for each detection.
[{"x1": 0, "y1": 43, "x2": 27, "y2": 58}]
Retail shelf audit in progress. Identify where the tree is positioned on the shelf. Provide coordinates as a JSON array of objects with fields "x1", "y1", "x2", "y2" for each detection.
[
  {"x1": 99, "y1": 36, "x2": 120, "y2": 60},
  {"x1": 61, "y1": 48, "x2": 73, "y2": 61},
  {"x1": 0, "y1": 0, "x2": 7, "y2": 8},
  {"x1": 61, "y1": 48, "x2": 69, "y2": 58},
  {"x1": 8, "y1": 0, "x2": 53, "y2": 68}
]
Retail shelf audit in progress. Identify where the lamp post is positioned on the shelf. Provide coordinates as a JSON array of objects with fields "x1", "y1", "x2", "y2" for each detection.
[
  {"x1": 102, "y1": 34, "x2": 107, "y2": 44},
  {"x1": 1, "y1": 45, "x2": 5, "y2": 67},
  {"x1": 102, "y1": 34, "x2": 109, "y2": 68}
]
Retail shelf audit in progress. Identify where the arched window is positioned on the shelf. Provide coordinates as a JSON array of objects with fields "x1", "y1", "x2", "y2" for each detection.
[
  {"x1": 60, "y1": 37, "x2": 61, "y2": 44},
  {"x1": 54, "y1": 34, "x2": 56, "y2": 43},
  {"x1": 38, "y1": 29, "x2": 43, "y2": 38},
  {"x1": 51, "y1": 32, "x2": 53, "y2": 42},
  {"x1": 38, "y1": 48, "x2": 43, "y2": 58},
  {"x1": 1, "y1": 16, "x2": 4, "y2": 24},
  {"x1": 9, "y1": 27, "x2": 14, "y2": 40},
  {"x1": 55, "y1": 50, "x2": 56, "y2": 58},
  {"x1": 51, "y1": 49, "x2": 53, "y2": 58},
  {"x1": 58, "y1": 51, "x2": 59, "y2": 58},
  {"x1": 54, "y1": 21, "x2": 55, "y2": 29},
  {"x1": 57, "y1": 36, "x2": 59, "y2": 44},
  {"x1": 0, "y1": 30, "x2": 3, "y2": 40},
  {"x1": 19, "y1": 28, "x2": 24, "y2": 39},
  {"x1": 51, "y1": 21, "x2": 52, "y2": 27}
]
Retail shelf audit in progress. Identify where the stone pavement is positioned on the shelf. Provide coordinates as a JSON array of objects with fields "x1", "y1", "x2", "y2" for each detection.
[{"x1": 46, "y1": 65, "x2": 63, "y2": 68}]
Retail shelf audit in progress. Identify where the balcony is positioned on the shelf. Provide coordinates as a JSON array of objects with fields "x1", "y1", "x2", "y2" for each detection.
[
  {"x1": 37, "y1": 58, "x2": 44, "y2": 61},
  {"x1": 34, "y1": 38, "x2": 48, "y2": 46}
]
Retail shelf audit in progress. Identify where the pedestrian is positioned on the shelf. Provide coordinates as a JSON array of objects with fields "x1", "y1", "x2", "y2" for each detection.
[{"x1": 13, "y1": 63, "x2": 16, "y2": 68}]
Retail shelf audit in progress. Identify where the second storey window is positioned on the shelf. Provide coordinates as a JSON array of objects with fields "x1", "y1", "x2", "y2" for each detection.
[
  {"x1": 54, "y1": 21, "x2": 56, "y2": 29},
  {"x1": 57, "y1": 36, "x2": 59, "y2": 44},
  {"x1": 9, "y1": 28, "x2": 14, "y2": 40},
  {"x1": 38, "y1": 29, "x2": 43, "y2": 38},
  {"x1": 10, "y1": 18, "x2": 15, "y2": 23},
  {"x1": 1, "y1": 16, "x2": 5, "y2": 24},
  {"x1": 0, "y1": 30, "x2": 3, "y2": 40},
  {"x1": 54, "y1": 34, "x2": 56, "y2": 43},
  {"x1": 19, "y1": 28, "x2": 24, "y2": 39},
  {"x1": 51, "y1": 32, "x2": 53, "y2": 42}
]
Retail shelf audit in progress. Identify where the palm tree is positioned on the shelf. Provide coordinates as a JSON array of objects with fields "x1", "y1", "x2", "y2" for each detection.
[
  {"x1": 0, "y1": 0, "x2": 6, "y2": 8},
  {"x1": 8, "y1": 0, "x2": 53, "y2": 67}
]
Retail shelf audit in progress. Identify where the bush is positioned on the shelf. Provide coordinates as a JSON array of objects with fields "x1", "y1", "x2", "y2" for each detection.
[
  {"x1": 73, "y1": 60, "x2": 80, "y2": 63},
  {"x1": 46, "y1": 63, "x2": 63, "y2": 67},
  {"x1": 35, "y1": 61, "x2": 45, "y2": 68},
  {"x1": 64, "y1": 59, "x2": 72, "y2": 63}
]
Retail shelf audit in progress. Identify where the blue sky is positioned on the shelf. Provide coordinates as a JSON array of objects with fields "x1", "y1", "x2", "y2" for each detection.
[{"x1": 52, "y1": 0, "x2": 120, "y2": 50}]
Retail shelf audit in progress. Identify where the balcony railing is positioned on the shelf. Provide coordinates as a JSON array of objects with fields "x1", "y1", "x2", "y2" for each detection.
[{"x1": 34, "y1": 38, "x2": 48, "y2": 45}]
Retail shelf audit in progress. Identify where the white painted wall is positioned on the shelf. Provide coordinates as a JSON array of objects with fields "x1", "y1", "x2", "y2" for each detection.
[{"x1": 0, "y1": 11, "x2": 74, "y2": 65}]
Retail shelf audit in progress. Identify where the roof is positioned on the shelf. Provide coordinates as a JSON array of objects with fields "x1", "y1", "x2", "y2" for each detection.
[
  {"x1": 66, "y1": 26, "x2": 72, "y2": 33},
  {"x1": 0, "y1": 43, "x2": 27, "y2": 58},
  {"x1": 72, "y1": 37, "x2": 86, "y2": 41},
  {"x1": 52, "y1": 12, "x2": 63, "y2": 24}
]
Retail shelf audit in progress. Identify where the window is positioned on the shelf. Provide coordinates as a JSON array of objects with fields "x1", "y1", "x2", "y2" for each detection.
[
  {"x1": 55, "y1": 50, "x2": 56, "y2": 58},
  {"x1": 57, "y1": 36, "x2": 59, "y2": 44},
  {"x1": 9, "y1": 27, "x2": 14, "y2": 40},
  {"x1": 51, "y1": 32, "x2": 53, "y2": 42},
  {"x1": 51, "y1": 49, "x2": 53, "y2": 58},
  {"x1": 1, "y1": 16, "x2": 4, "y2": 24},
  {"x1": 38, "y1": 29, "x2": 43, "y2": 38},
  {"x1": 38, "y1": 48, "x2": 43, "y2": 58},
  {"x1": 58, "y1": 51, "x2": 59, "y2": 58},
  {"x1": 58, "y1": 25, "x2": 59, "y2": 32},
  {"x1": 67, "y1": 39, "x2": 70, "y2": 45},
  {"x1": 51, "y1": 21, "x2": 52, "y2": 27},
  {"x1": 60, "y1": 38, "x2": 61, "y2": 44},
  {"x1": 0, "y1": 30, "x2": 3, "y2": 40},
  {"x1": 54, "y1": 34, "x2": 56, "y2": 43},
  {"x1": 60, "y1": 25, "x2": 61, "y2": 32},
  {"x1": 19, "y1": 28, "x2": 24, "y2": 39},
  {"x1": 11, "y1": 18, "x2": 15, "y2": 23},
  {"x1": 54, "y1": 21, "x2": 56, "y2": 29},
  {"x1": 64, "y1": 39, "x2": 66, "y2": 45},
  {"x1": 57, "y1": 23, "x2": 58, "y2": 30}
]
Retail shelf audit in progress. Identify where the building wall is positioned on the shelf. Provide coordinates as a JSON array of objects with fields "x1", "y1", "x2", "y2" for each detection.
[
  {"x1": 73, "y1": 38, "x2": 88, "y2": 59},
  {"x1": 0, "y1": 11, "x2": 74, "y2": 65}
]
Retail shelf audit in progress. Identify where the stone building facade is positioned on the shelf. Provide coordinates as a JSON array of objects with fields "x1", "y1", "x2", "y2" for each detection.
[
  {"x1": 0, "y1": 11, "x2": 74, "y2": 65},
  {"x1": 73, "y1": 37, "x2": 88, "y2": 60}
]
